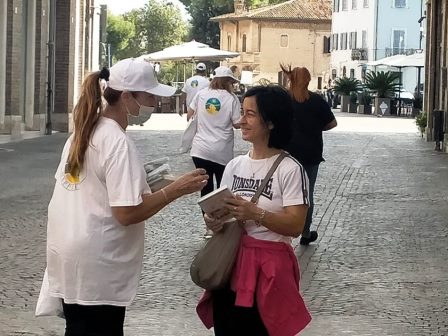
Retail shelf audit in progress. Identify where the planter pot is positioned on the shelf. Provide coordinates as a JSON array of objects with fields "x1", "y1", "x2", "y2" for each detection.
[
  {"x1": 357, "y1": 104, "x2": 371, "y2": 114},
  {"x1": 341, "y1": 95, "x2": 350, "y2": 112},
  {"x1": 349, "y1": 103, "x2": 357, "y2": 113},
  {"x1": 374, "y1": 97, "x2": 391, "y2": 116}
]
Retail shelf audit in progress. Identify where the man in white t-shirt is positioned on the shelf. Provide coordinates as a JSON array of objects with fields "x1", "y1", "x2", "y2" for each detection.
[{"x1": 181, "y1": 63, "x2": 210, "y2": 117}]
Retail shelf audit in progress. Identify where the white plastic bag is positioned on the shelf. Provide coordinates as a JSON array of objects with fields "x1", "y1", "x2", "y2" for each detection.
[
  {"x1": 35, "y1": 268, "x2": 64, "y2": 318},
  {"x1": 179, "y1": 116, "x2": 197, "y2": 154}
]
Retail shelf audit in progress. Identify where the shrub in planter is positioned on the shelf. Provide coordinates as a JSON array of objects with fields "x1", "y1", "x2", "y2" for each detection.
[
  {"x1": 415, "y1": 111, "x2": 427, "y2": 137},
  {"x1": 365, "y1": 71, "x2": 400, "y2": 116},
  {"x1": 333, "y1": 77, "x2": 362, "y2": 112}
]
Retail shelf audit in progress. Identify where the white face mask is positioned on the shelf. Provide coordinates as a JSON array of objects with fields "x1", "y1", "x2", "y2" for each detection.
[{"x1": 127, "y1": 96, "x2": 156, "y2": 126}]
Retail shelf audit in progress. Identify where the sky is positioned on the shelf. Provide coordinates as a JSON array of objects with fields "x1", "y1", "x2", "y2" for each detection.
[{"x1": 99, "y1": 0, "x2": 188, "y2": 17}]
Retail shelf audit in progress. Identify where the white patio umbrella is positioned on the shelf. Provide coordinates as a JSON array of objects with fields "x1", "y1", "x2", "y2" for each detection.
[
  {"x1": 366, "y1": 54, "x2": 406, "y2": 67},
  {"x1": 138, "y1": 40, "x2": 240, "y2": 62}
]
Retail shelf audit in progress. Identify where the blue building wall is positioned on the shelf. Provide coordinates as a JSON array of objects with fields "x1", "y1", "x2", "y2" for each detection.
[{"x1": 375, "y1": 0, "x2": 423, "y2": 60}]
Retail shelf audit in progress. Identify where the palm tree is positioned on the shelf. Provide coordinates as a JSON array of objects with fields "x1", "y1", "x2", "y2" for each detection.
[
  {"x1": 365, "y1": 71, "x2": 400, "y2": 115},
  {"x1": 364, "y1": 71, "x2": 400, "y2": 98},
  {"x1": 333, "y1": 77, "x2": 362, "y2": 112},
  {"x1": 333, "y1": 77, "x2": 362, "y2": 96}
]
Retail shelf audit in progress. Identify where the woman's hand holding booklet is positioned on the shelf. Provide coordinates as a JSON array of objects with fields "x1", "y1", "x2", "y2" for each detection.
[{"x1": 198, "y1": 185, "x2": 236, "y2": 223}]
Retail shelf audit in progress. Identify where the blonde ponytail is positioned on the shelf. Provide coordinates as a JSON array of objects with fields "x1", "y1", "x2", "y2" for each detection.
[{"x1": 66, "y1": 71, "x2": 104, "y2": 177}]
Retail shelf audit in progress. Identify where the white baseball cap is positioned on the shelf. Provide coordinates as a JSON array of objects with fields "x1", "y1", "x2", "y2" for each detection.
[
  {"x1": 196, "y1": 63, "x2": 206, "y2": 71},
  {"x1": 108, "y1": 58, "x2": 176, "y2": 97},
  {"x1": 213, "y1": 66, "x2": 239, "y2": 82}
]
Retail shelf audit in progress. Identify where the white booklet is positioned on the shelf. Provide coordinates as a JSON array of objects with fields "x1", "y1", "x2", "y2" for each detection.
[{"x1": 197, "y1": 185, "x2": 235, "y2": 222}]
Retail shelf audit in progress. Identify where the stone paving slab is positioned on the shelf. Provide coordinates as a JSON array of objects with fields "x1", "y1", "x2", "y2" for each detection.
[{"x1": 1, "y1": 117, "x2": 447, "y2": 335}]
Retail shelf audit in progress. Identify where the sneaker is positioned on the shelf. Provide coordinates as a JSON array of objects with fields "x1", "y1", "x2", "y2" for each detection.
[
  {"x1": 300, "y1": 231, "x2": 318, "y2": 246},
  {"x1": 203, "y1": 229, "x2": 214, "y2": 239}
]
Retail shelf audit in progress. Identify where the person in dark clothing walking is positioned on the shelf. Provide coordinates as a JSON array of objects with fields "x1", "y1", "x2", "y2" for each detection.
[{"x1": 281, "y1": 65, "x2": 337, "y2": 245}]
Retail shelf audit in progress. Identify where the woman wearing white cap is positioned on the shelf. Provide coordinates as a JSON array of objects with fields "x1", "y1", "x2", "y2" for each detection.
[
  {"x1": 43, "y1": 58, "x2": 208, "y2": 335},
  {"x1": 187, "y1": 66, "x2": 241, "y2": 238}
]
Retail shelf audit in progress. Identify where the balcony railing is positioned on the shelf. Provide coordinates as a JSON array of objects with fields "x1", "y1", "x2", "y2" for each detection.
[
  {"x1": 351, "y1": 48, "x2": 368, "y2": 61},
  {"x1": 385, "y1": 47, "x2": 417, "y2": 57}
]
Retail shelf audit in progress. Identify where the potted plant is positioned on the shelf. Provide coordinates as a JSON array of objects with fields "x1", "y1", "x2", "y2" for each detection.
[
  {"x1": 364, "y1": 71, "x2": 400, "y2": 116},
  {"x1": 333, "y1": 77, "x2": 362, "y2": 112},
  {"x1": 357, "y1": 91, "x2": 372, "y2": 114},
  {"x1": 349, "y1": 92, "x2": 358, "y2": 113},
  {"x1": 415, "y1": 111, "x2": 427, "y2": 137}
]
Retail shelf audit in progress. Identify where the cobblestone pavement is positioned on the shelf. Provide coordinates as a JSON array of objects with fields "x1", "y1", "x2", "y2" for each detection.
[{"x1": 1, "y1": 115, "x2": 447, "y2": 335}]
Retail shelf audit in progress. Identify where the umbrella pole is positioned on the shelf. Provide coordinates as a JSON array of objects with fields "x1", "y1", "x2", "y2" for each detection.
[{"x1": 417, "y1": 66, "x2": 422, "y2": 100}]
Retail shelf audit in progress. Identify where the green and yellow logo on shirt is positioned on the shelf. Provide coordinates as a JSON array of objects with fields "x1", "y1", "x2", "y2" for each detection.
[
  {"x1": 191, "y1": 80, "x2": 199, "y2": 88},
  {"x1": 62, "y1": 163, "x2": 86, "y2": 191},
  {"x1": 205, "y1": 98, "x2": 221, "y2": 115}
]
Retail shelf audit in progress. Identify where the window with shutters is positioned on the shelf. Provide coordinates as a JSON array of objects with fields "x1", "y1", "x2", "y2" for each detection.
[
  {"x1": 352, "y1": 0, "x2": 357, "y2": 10},
  {"x1": 280, "y1": 34, "x2": 288, "y2": 48},
  {"x1": 362, "y1": 30, "x2": 367, "y2": 48},
  {"x1": 323, "y1": 36, "x2": 331, "y2": 53},
  {"x1": 363, "y1": 0, "x2": 369, "y2": 8},
  {"x1": 334, "y1": 0, "x2": 340, "y2": 12},
  {"x1": 392, "y1": 30, "x2": 406, "y2": 55},
  {"x1": 349, "y1": 32, "x2": 357, "y2": 49},
  {"x1": 341, "y1": 33, "x2": 348, "y2": 50},
  {"x1": 350, "y1": 69, "x2": 355, "y2": 79},
  {"x1": 342, "y1": 0, "x2": 348, "y2": 10}
]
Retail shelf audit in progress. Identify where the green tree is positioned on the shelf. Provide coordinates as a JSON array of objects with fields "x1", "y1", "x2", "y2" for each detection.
[
  {"x1": 134, "y1": 1, "x2": 188, "y2": 54},
  {"x1": 181, "y1": 0, "x2": 233, "y2": 48},
  {"x1": 107, "y1": 1, "x2": 188, "y2": 61},
  {"x1": 106, "y1": 13, "x2": 136, "y2": 62}
]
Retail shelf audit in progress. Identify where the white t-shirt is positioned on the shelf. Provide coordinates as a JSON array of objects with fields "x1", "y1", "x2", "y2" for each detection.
[
  {"x1": 46, "y1": 117, "x2": 150, "y2": 306},
  {"x1": 182, "y1": 75, "x2": 210, "y2": 107},
  {"x1": 221, "y1": 152, "x2": 309, "y2": 244},
  {"x1": 189, "y1": 88, "x2": 241, "y2": 165}
]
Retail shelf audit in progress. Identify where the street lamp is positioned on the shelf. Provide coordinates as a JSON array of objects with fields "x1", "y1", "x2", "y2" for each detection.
[
  {"x1": 418, "y1": 16, "x2": 426, "y2": 50},
  {"x1": 416, "y1": 13, "x2": 426, "y2": 101}
]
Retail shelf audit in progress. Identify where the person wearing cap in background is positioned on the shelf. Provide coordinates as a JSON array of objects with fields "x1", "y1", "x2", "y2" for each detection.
[
  {"x1": 181, "y1": 62, "x2": 210, "y2": 118},
  {"x1": 41, "y1": 58, "x2": 208, "y2": 335},
  {"x1": 187, "y1": 66, "x2": 241, "y2": 239}
]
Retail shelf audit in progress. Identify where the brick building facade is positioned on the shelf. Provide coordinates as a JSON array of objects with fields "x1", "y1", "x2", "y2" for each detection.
[{"x1": 0, "y1": 0, "x2": 102, "y2": 137}]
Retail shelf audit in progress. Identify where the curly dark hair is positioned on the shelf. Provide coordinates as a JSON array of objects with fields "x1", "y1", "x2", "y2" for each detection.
[{"x1": 243, "y1": 85, "x2": 293, "y2": 150}]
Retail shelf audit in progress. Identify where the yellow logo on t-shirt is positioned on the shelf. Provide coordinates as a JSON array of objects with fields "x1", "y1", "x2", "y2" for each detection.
[
  {"x1": 205, "y1": 98, "x2": 221, "y2": 115},
  {"x1": 62, "y1": 163, "x2": 86, "y2": 191}
]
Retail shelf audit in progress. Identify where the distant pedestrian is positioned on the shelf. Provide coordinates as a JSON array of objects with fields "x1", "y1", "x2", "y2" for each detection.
[
  {"x1": 42, "y1": 58, "x2": 208, "y2": 336},
  {"x1": 187, "y1": 66, "x2": 241, "y2": 238},
  {"x1": 324, "y1": 79, "x2": 333, "y2": 107},
  {"x1": 181, "y1": 63, "x2": 210, "y2": 118},
  {"x1": 281, "y1": 64, "x2": 337, "y2": 245}
]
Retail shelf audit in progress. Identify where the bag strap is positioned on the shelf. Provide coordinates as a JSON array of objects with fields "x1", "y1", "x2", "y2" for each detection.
[{"x1": 250, "y1": 151, "x2": 287, "y2": 204}]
